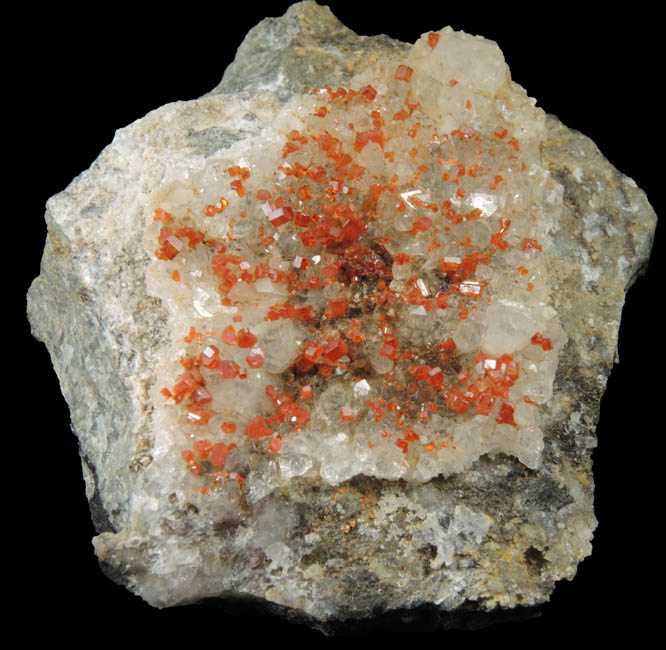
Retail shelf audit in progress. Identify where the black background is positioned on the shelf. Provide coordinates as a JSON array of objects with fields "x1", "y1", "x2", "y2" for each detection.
[{"x1": 22, "y1": 1, "x2": 660, "y2": 642}]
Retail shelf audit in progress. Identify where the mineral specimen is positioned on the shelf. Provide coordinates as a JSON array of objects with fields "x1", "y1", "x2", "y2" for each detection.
[{"x1": 27, "y1": 1, "x2": 657, "y2": 635}]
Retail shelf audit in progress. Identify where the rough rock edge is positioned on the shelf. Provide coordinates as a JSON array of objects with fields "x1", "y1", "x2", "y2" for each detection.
[{"x1": 26, "y1": 0, "x2": 657, "y2": 636}]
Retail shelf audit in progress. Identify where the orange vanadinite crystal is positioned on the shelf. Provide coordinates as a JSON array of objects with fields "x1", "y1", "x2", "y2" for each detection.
[
  {"x1": 531, "y1": 332, "x2": 553, "y2": 350},
  {"x1": 495, "y1": 402, "x2": 517, "y2": 426},
  {"x1": 380, "y1": 338, "x2": 399, "y2": 360},
  {"x1": 221, "y1": 325, "x2": 237, "y2": 345},
  {"x1": 322, "y1": 338, "x2": 348, "y2": 362},
  {"x1": 221, "y1": 421, "x2": 237, "y2": 434},
  {"x1": 246, "y1": 347, "x2": 266, "y2": 368},
  {"x1": 209, "y1": 442, "x2": 237, "y2": 468},
  {"x1": 218, "y1": 360, "x2": 240, "y2": 379},
  {"x1": 193, "y1": 439, "x2": 213, "y2": 459},
  {"x1": 237, "y1": 329, "x2": 257, "y2": 348},
  {"x1": 521, "y1": 238, "x2": 543, "y2": 252},
  {"x1": 395, "y1": 65, "x2": 414, "y2": 82},
  {"x1": 245, "y1": 416, "x2": 273, "y2": 439}
]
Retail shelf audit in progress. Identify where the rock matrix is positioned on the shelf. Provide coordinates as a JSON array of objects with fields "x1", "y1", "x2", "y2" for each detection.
[{"x1": 27, "y1": 1, "x2": 657, "y2": 635}]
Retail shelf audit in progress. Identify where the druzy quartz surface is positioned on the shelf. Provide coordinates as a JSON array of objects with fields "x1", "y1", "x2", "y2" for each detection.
[
  {"x1": 148, "y1": 27, "x2": 564, "y2": 495},
  {"x1": 27, "y1": 0, "x2": 658, "y2": 635}
]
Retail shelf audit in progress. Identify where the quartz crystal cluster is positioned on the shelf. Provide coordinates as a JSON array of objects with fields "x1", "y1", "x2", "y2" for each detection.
[
  {"x1": 148, "y1": 27, "x2": 565, "y2": 495},
  {"x1": 27, "y1": 1, "x2": 657, "y2": 634}
]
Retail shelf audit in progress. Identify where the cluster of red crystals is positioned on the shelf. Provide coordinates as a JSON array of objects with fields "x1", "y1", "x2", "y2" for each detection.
[
  {"x1": 335, "y1": 244, "x2": 393, "y2": 283},
  {"x1": 410, "y1": 364, "x2": 445, "y2": 390},
  {"x1": 294, "y1": 335, "x2": 353, "y2": 377},
  {"x1": 531, "y1": 332, "x2": 553, "y2": 350},
  {"x1": 155, "y1": 225, "x2": 205, "y2": 260},
  {"x1": 204, "y1": 197, "x2": 229, "y2": 216},
  {"x1": 478, "y1": 353, "x2": 521, "y2": 398},
  {"x1": 180, "y1": 437, "x2": 243, "y2": 490},
  {"x1": 490, "y1": 218, "x2": 511, "y2": 251},
  {"x1": 265, "y1": 385, "x2": 310, "y2": 429},
  {"x1": 168, "y1": 368, "x2": 204, "y2": 405},
  {"x1": 380, "y1": 336, "x2": 400, "y2": 361},
  {"x1": 152, "y1": 56, "x2": 550, "y2": 484}
]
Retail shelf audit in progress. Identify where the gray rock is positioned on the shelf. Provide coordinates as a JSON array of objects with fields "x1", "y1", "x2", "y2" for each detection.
[{"x1": 27, "y1": 1, "x2": 658, "y2": 635}]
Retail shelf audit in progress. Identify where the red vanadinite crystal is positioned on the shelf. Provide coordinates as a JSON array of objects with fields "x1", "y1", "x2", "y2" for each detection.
[
  {"x1": 193, "y1": 439, "x2": 213, "y2": 460},
  {"x1": 209, "y1": 442, "x2": 237, "y2": 468},
  {"x1": 221, "y1": 325, "x2": 237, "y2": 345},
  {"x1": 441, "y1": 337, "x2": 456, "y2": 351},
  {"x1": 245, "y1": 416, "x2": 273, "y2": 439},
  {"x1": 412, "y1": 216, "x2": 433, "y2": 232},
  {"x1": 521, "y1": 238, "x2": 543, "y2": 252},
  {"x1": 302, "y1": 342, "x2": 323, "y2": 363},
  {"x1": 403, "y1": 429, "x2": 420, "y2": 442},
  {"x1": 475, "y1": 393, "x2": 496, "y2": 416},
  {"x1": 531, "y1": 332, "x2": 553, "y2": 350},
  {"x1": 200, "y1": 345, "x2": 220, "y2": 368},
  {"x1": 322, "y1": 337, "x2": 348, "y2": 362},
  {"x1": 395, "y1": 65, "x2": 414, "y2": 82},
  {"x1": 218, "y1": 360, "x2": 240, "y2": 379},
  {"x1": 296, "y1": 305, "x2": 316, "y2": 321},
  {"x1": 496, "y1": 402, "x2": 517, "y2": 426},
  {"x1": 246, "y1": 347, "x2": 266, "y2": 369},
  {"x1": 427, "y1": 367, "x2": 444, "y2": 390},
  {"x1": 237, "y1": 329, "x2": 258, "y2": 348},
  {"x1": 380, "y1": 338, "x2": 399, "y2": 360},
  {"x1": 359, "y1": 84, "x2": 377, "y2": 101},
  {"x1": 321, "y1": 262, "x2": 341, "y2": 278},
  {"x1": 325, "y1": 296, "x2": 348, "y2": 319},
  {"x1": 187, "y1": 406, "x2": 214, "y2": 426},
  {"x1": 171, "y1": 370, "x2": 203, "y2": 404},
  {"x1": 445, "y1": 387, "x2": 471, "y2": 414},
  {"x1": 153, "y1": 208, "x2": 172, "y2": 223}
]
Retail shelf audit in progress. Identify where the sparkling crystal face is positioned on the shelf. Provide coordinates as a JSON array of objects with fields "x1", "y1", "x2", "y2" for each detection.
[{"x1": 145, "y1": 27, "x2": 565, "y2": 495}]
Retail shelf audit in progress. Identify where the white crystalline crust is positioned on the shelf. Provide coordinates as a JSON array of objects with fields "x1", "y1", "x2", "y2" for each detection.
[{"x1": 143, "y1": 27, "x2": 565, "y2": 496}]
